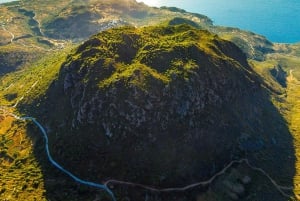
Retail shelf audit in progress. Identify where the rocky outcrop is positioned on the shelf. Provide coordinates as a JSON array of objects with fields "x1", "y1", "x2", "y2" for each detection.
[
  {"x1": 20, "y1": 23, "x2": 293, "y2": 201},
  {"x1": 270, "y1": 64, "x2": 287, "y2": 87},
  {"x1": 53, "y1": 24, "x2": 265, "y2": 186}
]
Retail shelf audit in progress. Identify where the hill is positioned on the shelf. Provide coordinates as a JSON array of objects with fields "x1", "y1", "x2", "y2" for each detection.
[
  {"x1": 1, "y1": 0, "x2": 300, "y2": 200},
  {"x1": 0, "y1": 24, "x2": 292, "y2": 201}
]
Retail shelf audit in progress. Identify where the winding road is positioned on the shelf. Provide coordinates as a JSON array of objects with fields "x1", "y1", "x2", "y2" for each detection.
[
  {"x1": 10, "y1": 113, "x2": 117, "y2": 201},
  {"x1": 105, "y1": 159, "x2": 292, "y2": 198},
  {"x1": 0, "y1": 108, "x2": 293, "y2": 200},
  {"x1": 0, "y1": 71, "x2": 295, "y2": 199}
]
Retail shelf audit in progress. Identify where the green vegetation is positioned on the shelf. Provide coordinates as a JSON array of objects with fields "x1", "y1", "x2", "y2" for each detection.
[
  {"x1": 0, "y1": 46, "x2": 72, "y2": 107},
  {"x1": 274, "y1": 44, "x2": 300, "y2": 198},
  {"x1": 0, "y1": 44, "x2": 74, "y2": 201},
  {"x1": 214, "y1": 26, "x2": 274, "y2": 61},
  {"x1": 63, "y1": 24, "x2": 249, "y2": 97},
  {"x1": 249, "y1": 42, "x2": 300, "y2": 198},
  {"x1": 0, "y1": 44, "x2": 43, "y2": 75},
  {"x1": 0, "y1": 0, "x2": 211, "y2": 41},
  {"x1": 286, "y1": 75, "x2": 300, "y2": 198},
  {"x1": 99, "y1": 62, "x2": 170, "y2": 90},
  {"x1": 30, "y1": 24, "x2": 295, "y2": 200},
  {"x1": 0, "y1": 115, "x2": 46, "y2": 200},
  {"x1": 0, "y1": 21, "x2": 297, "y2": 200},
  {"x1": 0, "y1": 0, "x2": 300, "y2": 200}
]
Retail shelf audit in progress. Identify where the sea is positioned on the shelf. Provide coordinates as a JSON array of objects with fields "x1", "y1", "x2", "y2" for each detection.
[
  {"x1": 138, "y1": 0, "x2": 300, "y2": 43},
  {"x1": 1, "y1": 0, "x2": 299, "y2": 43}
]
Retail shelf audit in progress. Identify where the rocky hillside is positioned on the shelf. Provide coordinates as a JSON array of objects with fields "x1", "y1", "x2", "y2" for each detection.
[
  {"x1": 22, "y1": 24, "x2": 294, "y2": 201},
  {"x1": 1, "y1": 0, "x2": 299, "y2": 200}
]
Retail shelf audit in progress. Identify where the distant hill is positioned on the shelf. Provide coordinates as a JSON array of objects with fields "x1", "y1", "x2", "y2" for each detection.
[{"x1": 0, "y1": 0, "x2": 275, "y2": 73}]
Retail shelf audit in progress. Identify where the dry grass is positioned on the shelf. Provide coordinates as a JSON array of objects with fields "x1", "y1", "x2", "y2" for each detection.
[{"x1": 285, "y1": 73, "x2": 300, "y2": 198}]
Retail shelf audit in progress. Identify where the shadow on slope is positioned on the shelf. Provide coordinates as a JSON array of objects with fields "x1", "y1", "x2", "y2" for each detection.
[{"x1": 20, "y1": 25, "x2": 296, "y2": 201}]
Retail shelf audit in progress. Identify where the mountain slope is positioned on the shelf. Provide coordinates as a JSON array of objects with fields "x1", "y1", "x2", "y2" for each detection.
[
  {"x1": 14, "y1": 24, "x2": 294, "y2": 201},
  {"x1": 1, "y1": 0, "x2": 299, "y2": 200}
]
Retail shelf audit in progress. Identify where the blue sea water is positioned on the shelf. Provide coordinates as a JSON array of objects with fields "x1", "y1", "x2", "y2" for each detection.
[
  {"x1": 1, "y1": 0, "x2": 299, "y2": 43},
  {"x1": 138, "y1": 0, "x2": 300, "y2": 43}
]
